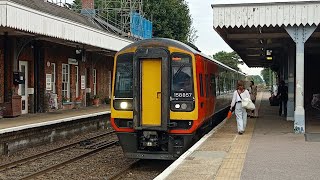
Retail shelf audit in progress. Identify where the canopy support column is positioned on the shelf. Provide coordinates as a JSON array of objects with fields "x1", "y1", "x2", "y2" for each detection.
[
  {"x1": 285, "y1": 25, "x2": 316, "y2": 133},
  {"x1": 286, "y1": 44, "x2": 295, "y2": 121}
]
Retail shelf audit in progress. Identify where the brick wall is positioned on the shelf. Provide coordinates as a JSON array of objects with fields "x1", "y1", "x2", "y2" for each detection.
[
  {"x1": 19, "y1": 47, "x2": 34, "y2": 88},
  {"x1": 96, "y1": 56, "x2": 113, "y2": 100},
  {"x1": 86, "y1": 53, "x2": 114, "y2": 103},
  {"x1": 43, "y1": 42, "x2": 114, "y2": 109},
  {"x1": 82, "y1": 0, "x2": 94, "y2": 9},
  {"x1": 44, "y1": 43, "x2": 76, "y2": 109},
  {"x1": 2, "y1": 38, "x2": 114, "y2": 112}
]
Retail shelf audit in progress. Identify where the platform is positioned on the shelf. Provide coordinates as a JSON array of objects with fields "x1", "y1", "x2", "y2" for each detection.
[
  {"x1": 0, "y1": 105, "x2": 110, "y2": 134},
  {"x1": 156, "y1": 91, "x2": 320, "y2": 180}
]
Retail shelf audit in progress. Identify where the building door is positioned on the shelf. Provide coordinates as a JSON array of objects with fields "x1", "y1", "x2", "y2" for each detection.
[
  {"x1": 19, "y1": 61, "x2": 28, "y2": 114},
  {"x1": 85, "y1": 68, "x2": 89, "y2": 106},
  {"x1": 141, "y1": 59, "x2": 162, "y2": 126}
]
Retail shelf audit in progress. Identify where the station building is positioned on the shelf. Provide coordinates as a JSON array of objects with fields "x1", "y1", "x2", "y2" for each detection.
[
  {"x1": 0, "y1": 0, "x2": 132, "y2": 116},
  {"x1": 212, "y1": 0, "x2": 320, "y2": 133}
]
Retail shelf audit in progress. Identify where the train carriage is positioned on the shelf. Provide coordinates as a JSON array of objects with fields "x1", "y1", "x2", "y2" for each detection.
[{"x1": 111, "y1": 38, "x2": 245, "y2": 160}]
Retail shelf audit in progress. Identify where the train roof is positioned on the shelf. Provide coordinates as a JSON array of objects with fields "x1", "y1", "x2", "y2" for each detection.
[{"x1": 119, "y1": 38, "x2": 246, "y2": 76}]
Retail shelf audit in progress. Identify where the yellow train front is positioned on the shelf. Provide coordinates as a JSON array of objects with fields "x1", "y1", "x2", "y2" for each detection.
[{"x1": 111, "y1": 38, "x2": 237, "y2": 160}]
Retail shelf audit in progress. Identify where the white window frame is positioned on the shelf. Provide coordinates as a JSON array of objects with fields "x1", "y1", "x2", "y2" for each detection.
[
  {"x1": 62, "y1": 64, "x2": 70, "y2": 101},
  {"x1": 93, "y1": 69, "x2": 97, "y2": 96},
  {"x1": 75, "y1": 66, "x2": 79, "y2": 98},
  {"x1": 51, "y1": 63, "x2": 56, "y2": 94}
]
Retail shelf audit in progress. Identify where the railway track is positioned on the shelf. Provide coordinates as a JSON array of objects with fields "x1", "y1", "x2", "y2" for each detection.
[
  {"x1": 107, "y1": 160, "x2": 141, "y2": 180},
  {"x1": 20, "y1": 140, "x2": 118, "y2": 180},
  {"x1": 0, "y1": 130, "x2": 116, "y2": 179},
  {"x1": 106, "y1": 160, "x2": 173, "y2": 180}
]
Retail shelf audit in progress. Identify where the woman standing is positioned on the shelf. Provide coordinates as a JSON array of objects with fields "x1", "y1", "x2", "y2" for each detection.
[
  {"x1": 230, "y1": 80, "x2": 250, "y2": 135},
  {"x1": 249, "y1": 81, "x2": 258, "y2": 118}
]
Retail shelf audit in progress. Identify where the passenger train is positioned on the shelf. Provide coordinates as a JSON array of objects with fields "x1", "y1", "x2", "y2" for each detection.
[{"x1": 111, "y1": 38, "x2": 246, "y2": 160}]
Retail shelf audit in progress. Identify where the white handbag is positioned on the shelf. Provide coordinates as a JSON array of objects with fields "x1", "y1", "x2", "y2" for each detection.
[{"x1": 242, "y1": 98, "x2": 256, "y2": 110}]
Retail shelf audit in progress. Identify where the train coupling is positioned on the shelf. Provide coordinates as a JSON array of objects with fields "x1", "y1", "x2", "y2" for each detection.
[{"x1": 141, "y1": 131, "x2": 158, "y2": 147}]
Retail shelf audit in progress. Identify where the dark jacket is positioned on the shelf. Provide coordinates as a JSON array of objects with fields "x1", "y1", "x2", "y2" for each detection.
[{"x1": 278, "y1": 84, "x2": 288, "y2": 101}]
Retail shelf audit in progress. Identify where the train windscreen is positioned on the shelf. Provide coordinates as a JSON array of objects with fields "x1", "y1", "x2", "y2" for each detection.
[
  {"x1": 171, "y1": 53, "x2": 194, "y2": 99},
  {"x1": 114, "y1": 53, "x2": 133, "y2": 98}
]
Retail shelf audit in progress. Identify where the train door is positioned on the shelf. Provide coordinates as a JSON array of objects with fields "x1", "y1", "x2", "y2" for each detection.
[
  {"x1": 19, "y1": 61, "x2": 28, "y2": 114},
  {"x1": 133, "y1": 48, "x2": 170, "y2": 131},
  {"x1": 141, "y1": 59, "x2": 162, "y2": 126}
]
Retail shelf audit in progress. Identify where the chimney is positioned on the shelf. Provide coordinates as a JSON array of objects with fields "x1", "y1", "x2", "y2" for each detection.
[
  {"x1": 82, "y1": 0, "x2": 94, "y2": 9},
  {"x1": 81, "y1": 0, "x2": 95, "y2": 17}
]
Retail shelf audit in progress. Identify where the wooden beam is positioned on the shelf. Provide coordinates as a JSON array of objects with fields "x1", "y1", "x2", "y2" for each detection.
[
  {"x1": 228, "y1": 33, "x2": 290, "y2": 40},
  {"x1": 228, "y1": 32, "x2": 320, "y2": 40},
  {"x1": 233, "y1": 43, "x2": 283, "y2": 49}
]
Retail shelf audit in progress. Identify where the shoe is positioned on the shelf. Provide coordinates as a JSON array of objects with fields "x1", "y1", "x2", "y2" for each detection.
[{"x1": 238, "y1": 131, "x2": 243, "y2": 135}]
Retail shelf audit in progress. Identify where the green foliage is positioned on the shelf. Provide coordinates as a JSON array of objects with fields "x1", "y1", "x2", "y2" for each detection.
[
  {"x1": 92, "y1": 95, "x2": 100, "y2": 99},
  {"x1": 104, "y1": 97, "x2": 111, "y2": 104},
  {"x1": 71, "y1": 0, "x2": 81, "y2": 9},
  {"x1": 248, "y1": 75, "x2": 264, "y2": 85},
  {"x1": 71, "y1": 0, "x2": 195, "y2": 43},
  {"x1": 261, "y1": 68, "x2": 271, "y2": 86},
  {"x1": 143, "y1": 0, "x2": 193, "y2": 43},
  {"x1": 212, "y1": 51, "x2": 243, "y2": 71}
]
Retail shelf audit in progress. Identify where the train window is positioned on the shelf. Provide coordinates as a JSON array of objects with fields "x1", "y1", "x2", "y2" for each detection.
[
  {"x1": 199, "y1": 74, "x2": 204, "y2": 97},
  {"x1": 224, "y1": 78, "x2": 226, "y2": 93},
  {"x1": 210, "y1": 74, "x2": 216, "y2": 96},
  {"x1": 216, "y1": 76, "x2": 220, "y2": 95},
  {"x1": 219, "y1": 74, "x2": 224, "y2": 94},
  {"x1": 205, "y1": 74, "x2": 210, "y2": 97},
  {"x1": 171, "y1": 53, "x2": 194, "y2": 99},
  {"x1": 114, "y1": 53, "x2": 133, "y2": 98}
]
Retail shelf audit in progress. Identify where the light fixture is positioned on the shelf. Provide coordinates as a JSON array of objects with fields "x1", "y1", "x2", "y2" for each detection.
[
  {"x1": 266, "y1": 49, "x2": 273, "y2": 61},
  {"x1": 76, "y1": 45, "x2": 82, "y2": 55},
  {"x1": 120, "y1": 102, "x2": 128, "y2": 109}
]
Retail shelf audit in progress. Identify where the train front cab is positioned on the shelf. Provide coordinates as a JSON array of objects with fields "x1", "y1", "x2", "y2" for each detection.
[{"x1": 111, "y1": 45, "x2": 203, "y2": 160}]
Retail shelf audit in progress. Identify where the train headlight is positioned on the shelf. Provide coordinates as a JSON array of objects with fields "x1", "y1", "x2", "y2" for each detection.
[
  {"x1": 120, "y1": 102, "x2": 128, "y2": 109},
  {"x1": 171, "y1": 101, "x2": 195, "y2": 112},
  {"x1": 181, "y1": 103, "x2": 187, "y2": 110},
  {"x1": 113, "y1": 100, "x2": 133, "y2": 111}
]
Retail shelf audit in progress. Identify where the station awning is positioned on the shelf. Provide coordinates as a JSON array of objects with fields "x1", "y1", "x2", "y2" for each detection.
[
  {"x1": 212, "y1": 1, "x2": 320, "y2": 67},
  {"x1": 0, "y1": 0, "x2": 133, "y2": 52}
]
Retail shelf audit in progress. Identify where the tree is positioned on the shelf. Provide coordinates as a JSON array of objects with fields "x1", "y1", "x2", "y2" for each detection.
[
  {"x1": 143, "y1": 0, "x2": 193, "y2": 43},
  {"x1": 187, "y1": 25, "x2": 198, "y2": 44},
  {"x1": 248, "y1": 75, "x2": 264, "y2": 85},
  {"x1": 212, "y1": 51, "x2": 243, "y2": 71},
  {"x1": 72, "y1": 0, "x2": 195, "y2": 44},
  {"x1": 261, "y1": 68, "x2": 271, "y2": 86}
]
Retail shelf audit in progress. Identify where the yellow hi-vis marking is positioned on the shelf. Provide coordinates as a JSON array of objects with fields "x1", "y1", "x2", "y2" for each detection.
[{"x1": 142, "y1": 59, "x2": 162, "y2": 126}]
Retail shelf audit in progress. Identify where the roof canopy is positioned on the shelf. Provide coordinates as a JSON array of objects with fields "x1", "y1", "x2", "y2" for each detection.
[
  {"x1": 0, "y1": 0, "x2": 133, "y2": 51},
  {"x1": 212, "y1": 1, "x2": 320, "y2": 67}
]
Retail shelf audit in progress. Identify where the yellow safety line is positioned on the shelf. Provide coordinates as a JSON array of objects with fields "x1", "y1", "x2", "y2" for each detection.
[{"x1": 214, "y1": 92, "x2": 262, "y2": 180}]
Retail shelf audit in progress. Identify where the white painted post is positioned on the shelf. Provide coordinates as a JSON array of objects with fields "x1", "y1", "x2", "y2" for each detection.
[
  {"x1": 287, "y1": 44, "x2": 295, "y2": 121},
  {"x1": 285, "y1": 25, "x2": 316, "y2": 133}
]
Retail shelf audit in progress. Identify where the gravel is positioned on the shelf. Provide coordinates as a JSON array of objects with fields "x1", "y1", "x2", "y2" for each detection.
[{"x1": 0, "y1": 129, "x2": 172, "y2": 180}]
